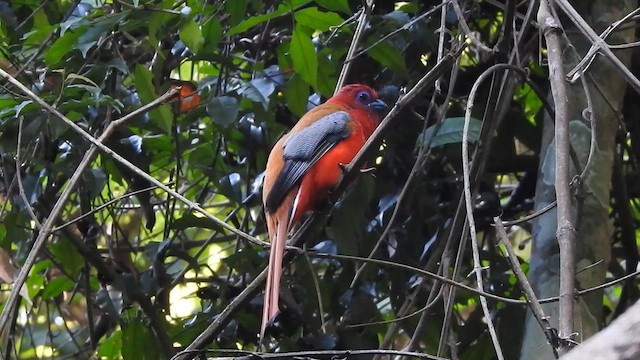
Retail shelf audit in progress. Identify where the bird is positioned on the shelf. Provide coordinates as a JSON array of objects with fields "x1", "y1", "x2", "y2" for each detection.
[{"x1": 260, "y1": 84, "x2": 387, "y2": 341}]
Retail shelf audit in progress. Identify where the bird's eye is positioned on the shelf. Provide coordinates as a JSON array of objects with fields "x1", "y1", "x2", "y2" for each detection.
[{"x1": 356, "y1": 90, "x2": 371, "y2": 103}]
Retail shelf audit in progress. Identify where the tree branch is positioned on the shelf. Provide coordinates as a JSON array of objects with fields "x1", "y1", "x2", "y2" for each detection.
[{"x1": 537, "y1": 0, "x2": 577, "y2": 355}]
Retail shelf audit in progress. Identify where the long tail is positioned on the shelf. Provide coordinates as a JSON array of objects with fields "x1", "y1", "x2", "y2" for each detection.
[{"x1": 260, "y1": 215, "x2": 288, "y2": 342}]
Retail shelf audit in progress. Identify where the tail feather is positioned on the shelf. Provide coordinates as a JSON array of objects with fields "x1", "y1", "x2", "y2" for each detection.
[{"x1": 260, "y1": 215, "x2": 288, "y2": 342}]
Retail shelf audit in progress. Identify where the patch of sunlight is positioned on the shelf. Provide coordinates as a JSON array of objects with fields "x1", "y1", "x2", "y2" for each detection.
[
  {"x1": 207, "y1": 244, "x2": 225, "y2": 272},
  {"x1": 420, "y1": 53, "x2": 430, "y2": 66},
  {"x1": 169, "y1": 282, "x2": 200, "y2": 318},
  {"x1": 35, "y1": 345, "x2": 55, "y2": 357},
  {"x1": 236, "y1": 342, "x2": 243, "y2": 350}
]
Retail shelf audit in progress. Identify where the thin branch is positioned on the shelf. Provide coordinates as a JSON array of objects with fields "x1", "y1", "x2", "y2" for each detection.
[
  {"x1": 184, "y1": 348, "x2": 450, "y2": 360},
  {"x1": 537, "y1": 0, "x2": 576, "y2": 354},
  {"x1": 462, "y1": 64, "x2": 527, "y2": 360},
  {"x1": 15, "y1": 117, "x2": 42, "y2": 229},
  {"x1": 51, "y1": 184, "x2": 162, "y2": 232},
  {"x1": 555, "y1": 0, "x2": 640, "y2": 94},
  {"x1": 494, "y1": 217, "x2": 560, "y2": 358},
  {"x1": 451, "y1": 0, "x2": 494, "y2": 53},
  {"x1": 345, "y1": 2, "x2": 448, "y2": 64},
  {"x1": 334, "y1": 1, "x2": 372, "y2": 92},
  {"x1": 303, "y1": 251, "x2": 326, "y2": 333},
  {"x1": 566, "y1": 7, "x2": 640, "y2": 81},
  {"x1": 502, "y1": 200, "x2": 557, "y2": 226}
]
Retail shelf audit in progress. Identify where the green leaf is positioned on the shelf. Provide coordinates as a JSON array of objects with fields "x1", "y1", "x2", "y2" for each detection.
[
  {"x1": 48, "y1": 237, "x2": 83, "y2": 275},
  {"x1": 45, "y1": 30, "x2": 80, "y2": 66},
  {"x1": 122, "y1": 321, "x2": 159, "y2": 360},
  {"x1": 97, "y1": 330, "x2": 122, "y2": 358},
  {"x1": 316, "y1": 53, "x2": 337, "y2": 96},
  {"x1": 171, "y1": 213, "x2": 224, "y2": 232},
  {"x1": 365, "y1": 39, "x2": 406, "y2": 72},
  {"x1": 206, "y1": 96, "x2": 239, "y2": 126},
  {"x1": 290, "y1": 25, "x2": 317, "y2": 87},
  {"x1": 179, "y1": 19, "x2": 204, "y2": 54},
  {"x1": 76, "y1": 13, "x2": 127, "y2": 58},
  {"x1": 314, "y1": 0, "x2": 351, "y2": 13},
  {"x1": 202, "y1": 19, "x2": 222, "y2": 52},
  {"x1": 228, "y1": 0, "x2": 311, "y2": 35},
  {"x1": 417, "y1": 117, "x2": 483, "y2": 148},
  {"x1": 294, "y1": 7, "x2": 343, "y2": 32},
  {"x1": 285, "y1": 74, "x2": 309, "y2": 116},
  {"x1": 225, "y1": 0, "x2": 247, "y2": 26},
  {"x1": 148, "y1": 11, "x2": 172, "y2": 51},
  {"x1": 133, "y1": 65, "x2": 173, "y2": 133},
  {"x1": 243, "y1": 78, "x2": 275, "y2": 109},
  {"x1": 0, "y1": 224, "x2": 5, "y2": 247},
  {"x1": 42, "y1": 277, "x2": 74, "y2": 299}
]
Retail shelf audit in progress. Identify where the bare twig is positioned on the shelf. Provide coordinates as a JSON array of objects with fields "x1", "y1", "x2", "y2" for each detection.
[
  {"x1": 494, "y1": 217, "x2": 560, "y2": 358},
  {"x1": 15, "y1": 117, "x2": 42, "y2": 229},
  {"x1": 566, "y1": 7, "x2": 640, "y2": 82},
  {"x1": 335, "y1": 1, "x2": 372, "y2": 92},
  {"x1": 451, "y1": 0, "x2": 494, "y2": 53},
  {"x1": 502, "y1": 200, "x2": 557, "y2": 226},
  {"x1": 537, "y1": 1, "x2": 577, "y2": 355},
  {"x1": 555, "y1": 0, "x2": 640, "y2": 94},
  {"x1": 345, "y1": 3, "x2": 448, "y2": 64},
  {"x1": 183, "y1": 348, "x2": 450, "y2": 360}
]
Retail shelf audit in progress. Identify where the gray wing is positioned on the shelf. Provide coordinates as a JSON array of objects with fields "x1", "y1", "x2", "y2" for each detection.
[{"x1": 264, "y1": 111, "x2": 351, "y2": 212}]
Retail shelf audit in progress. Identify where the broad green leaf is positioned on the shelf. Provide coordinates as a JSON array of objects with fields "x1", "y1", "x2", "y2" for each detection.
[
  {"x1": 42, "y1": 277, "x2": 74, "y2": 299},
  {"x1": 314, "y1": 0, "x2": 351, "y2": 13},
  {"x1": 133, "y1": 65, "x2": 173, "y2": 133},
  {"x1": 285, "y1": 74, "x2": 309, "y2": 116},
  {"x1": 294, "y1": 7, "x2": 343, "y2": 32},
  {"x1": 225, "y1": 0, "x2": 247, "y2": 26},
  {"x1": 179, "y1": 19, "x2": 204, "y2": 54},
  {"x1": 122, "y1": 321, "x2": 159, "y2": 360},
  {"x1": 316, "y1": 53, "x2": 336, "y2": 96},
  {"x1": 97, "y1": 330, "x2": 122, "y2": 359},
  {"x1": 202, "y1": 19, "x2": 222, "y2": 52},
  {"x1": 228, "y1": 0, "x2": 311, "y2": 35},
  {"x1": 76, "y1": 13, "x2": 127, "y2": 58},
  {"x1": 365, "y1": 39, "x2": 405, "y2": 72},
  {"x1": 290, "y1": 25, "x2": 317, "y2": 87},
  {"x1": 148, "y1": 11, "x2": 172, "y2": 51},
  {"x1": 48, "y1": 237, "x2": 83, "y2": 275},
  {"x1": 206, "y1": 96, "x2": 239, "y2": 126},
  {"x1": 218, "y1": 172, "x2": 242, "y2": 202},
  {"x1": 45, "y1": 30, "x2": 80, "y2": 66},
  {"x1": 243, "y1": 78, "x2": 275, "y2": 109},
  {"x1": 417, "y1": 117, "x2": 483, "y2": 148}
]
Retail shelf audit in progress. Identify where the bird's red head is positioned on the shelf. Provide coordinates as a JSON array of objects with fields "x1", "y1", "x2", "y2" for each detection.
[{"x1": 328, "y1": 84, "x2": 388, "y2": 113}]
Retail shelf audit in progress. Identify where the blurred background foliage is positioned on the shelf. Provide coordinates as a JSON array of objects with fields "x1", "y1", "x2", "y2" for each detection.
[{"x1": 0, "y1": 0, "x2": 638, "y2": 359}]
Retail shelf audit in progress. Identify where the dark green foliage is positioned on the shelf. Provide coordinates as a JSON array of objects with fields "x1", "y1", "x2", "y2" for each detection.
[{"x1": 0, "y1": 1, "x2": 635, "y2": 359}]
